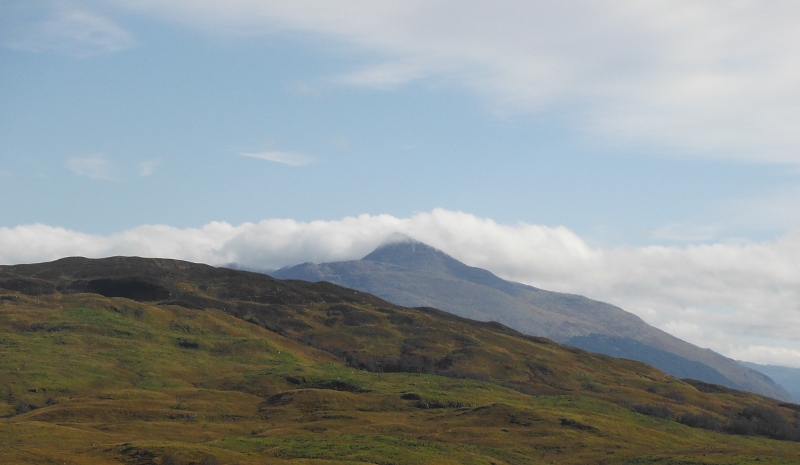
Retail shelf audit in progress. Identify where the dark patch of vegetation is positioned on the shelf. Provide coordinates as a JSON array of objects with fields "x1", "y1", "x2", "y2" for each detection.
[
  {"x1": 0, "y1": 295, "x2": 19, "y2": 302},
  {"x1": 413, "y1": 399, "x2": 469, "y2": 409},
  {"x1": 14, "y1": 403, "x2": 38, "y2": 414},
  {"x1": 0, "y1": 278, "x2": 55, "y2": 296},
  {"x1": 779, "y1": 402, "x2": 800, "y2": 413},
  {"x1": 682, "y1": 378, "x2": 733, "y2": 394},
  {"x1": 160, "y1": 293, "x2": 220, "y2": 310},
  {"x1": 400, "y1": 393, "x2": 421, "y2": 401},
  {"x1": 677, "y1": 413, "x2": 722, "y2": 431},
  {"x1": 414, "y1": 399, "x2": 447, "y2": 409},
  {"x1": 263, "y1": 392, "x2": 292, "y2": 407},
  {"x1": 525, "y1": 360, "x2": 555, "y2": 377},
  {"x1": 349, "y1": 352, "x2": 437, "y2": 375},
  {"x1": 310, "y1": 379, "x2": 370, "y2": 393},
  {"x1": 118, "y1": 444, "x2": 159, "y2": 465},
  {"x1": 285, "y1": 376, "x2": 307, "y2": 385},
  {"x1": 507, "y1": 414, "x2": 533, "y2": 427},
  {"x1": 724, "y1": 406, "x2": 800, "y2": 441},
  {"x1": 632, "y1": 404, "x2": 672, "y2": 419},
  {"x1": 176, "y1": 339, "x2": 200, "y2": 349},
  {"x1": 560, "y1": 418, "x2": 596, "y2": 431},
  {"x1": 70, "y1": 278, "x2": 171, "y2": 302},
  {"x1": 26, "y1": 323, "x2": 71, "y2": 332}
]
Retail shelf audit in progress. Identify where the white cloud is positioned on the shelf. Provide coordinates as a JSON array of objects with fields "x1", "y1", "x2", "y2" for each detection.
[
  {"x1": 3, "y1": 8, "x2": 137, "y2": 57},
  {"x1": 65, "y1": 155, "x2": 117, "y2": 180},
  {"x1": 241, "y1": 151, "x2": 317, "y2": 166},
  {"x1": 4, "y1": 208, "x2": 800, "y2": 367},
  {"x1": 138, "y1": 159, "x2": 160, "y2": 176},
  {"x1": 115, "y1": 0, "x2": 800, "y2": 163}
]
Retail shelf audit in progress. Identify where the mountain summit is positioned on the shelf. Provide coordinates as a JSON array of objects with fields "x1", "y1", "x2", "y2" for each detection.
[
  {"x1": 273, "y1": 239, "x2": 791, "y2": 401},
  {"x1": 363, "y1": 238, "x2": 516, "y2": 291},
  {"x1": 364, "y1": 238, "x2": 451, "y2": 268}
]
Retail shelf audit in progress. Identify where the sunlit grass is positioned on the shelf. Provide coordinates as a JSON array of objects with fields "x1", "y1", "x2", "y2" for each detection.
[{"x1": 1, "y1": 290, "x2": 799, "y2": 464}]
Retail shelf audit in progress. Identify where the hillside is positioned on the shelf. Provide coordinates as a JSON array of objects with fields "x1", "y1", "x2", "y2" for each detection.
[
  {"x1": 2, "y1": 256, "x2": 800, "y2": 464},
  {"x1": 273, "y1": 239, "x2": 790, "y2": 401},
  {"x1": 740, "y1": 361, "x2": 800, "y2": 403}
]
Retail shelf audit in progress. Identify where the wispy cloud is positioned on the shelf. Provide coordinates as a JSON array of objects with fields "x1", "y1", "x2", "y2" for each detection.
[
  {"x1": 2, "y1": 8, "x2": 137, "y2": 57},
  {"x1": 138, "y1": 159, "x2": 160, "y2": 176},
  {"x1": 117, "y1": 1, "x2": 800, "y2": 163},
  {"x1": 65, "y1": 155, "x2": 117, "y2": 180},
  {"x1": 241, "y1": 151, "x2": 317, "y2": 166},
  {"x1": 5, "y1": 209, "x2": 800, "y2": 367}
]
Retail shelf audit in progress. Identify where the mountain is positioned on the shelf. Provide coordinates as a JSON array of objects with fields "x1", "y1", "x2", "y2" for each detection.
[
  {"x1": 273, "y1": 238, "x2": 792, "y2": 401},
  {"x1": 740, "y1": 361, "x2": 800, "y2": 403},
  {"x1": 2, "y1": 256, "x2": 800, "y2": 463}
]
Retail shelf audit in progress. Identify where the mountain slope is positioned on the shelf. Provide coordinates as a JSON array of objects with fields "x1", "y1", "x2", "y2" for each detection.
[
  {"x1": 740, "y1": 361, "x2": 800, "y2": 403},
  {"x1": 273, "y1": 239, "x2": 791, "y2": 401},
  {"x1": 2, "y1": 256, "x2": 800, "y2": 464}
]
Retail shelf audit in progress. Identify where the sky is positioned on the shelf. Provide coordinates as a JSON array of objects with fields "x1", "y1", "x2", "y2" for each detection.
[{"x1": 3, "y1": 1, "x2": 800, "y2": 367}]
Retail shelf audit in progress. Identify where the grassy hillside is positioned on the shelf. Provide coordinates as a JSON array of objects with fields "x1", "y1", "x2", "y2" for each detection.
[
  {"x1": 272, "y1": 240, "x2": 790, "y2": 400},
  {"x1": 2, "y1": 257, "x2": 800, "y2": 464}
]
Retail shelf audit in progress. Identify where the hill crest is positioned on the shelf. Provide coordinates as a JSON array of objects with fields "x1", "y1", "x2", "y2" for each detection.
[
  {"x1": 274, "y1": 241, "x2": 792, "y2": 401},
  {"x1": 3, "y1": 256, "x2": 800, "y2": 463}
]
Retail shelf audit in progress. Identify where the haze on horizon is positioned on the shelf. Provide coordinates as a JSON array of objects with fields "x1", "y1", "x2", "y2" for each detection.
[{"x1": 3, "y1": 1, "x2": 800, "y2": 368}]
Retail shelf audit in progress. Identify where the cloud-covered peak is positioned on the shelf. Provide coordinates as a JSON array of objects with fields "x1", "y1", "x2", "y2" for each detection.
[
  {"x1": 3, "y1": 209, "x2": 800, "y2": 368},
  {"x1": 376, "y1": 232, "x2": 420, "y2": 246}
]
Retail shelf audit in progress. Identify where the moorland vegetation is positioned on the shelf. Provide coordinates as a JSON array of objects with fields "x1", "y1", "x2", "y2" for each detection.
[{"x1": 1, "y1": 257, "x2": 800, "y2": 464}]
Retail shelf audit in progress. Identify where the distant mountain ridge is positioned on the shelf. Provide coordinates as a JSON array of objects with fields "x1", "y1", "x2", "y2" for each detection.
[
  {"x1": 273, "y1": 238, "x2": 792, "y2": 401},
  {"x1": 739, "y1": 361, "x2": 800, "y2": 403}
]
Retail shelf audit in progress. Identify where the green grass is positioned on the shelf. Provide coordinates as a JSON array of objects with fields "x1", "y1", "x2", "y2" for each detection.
[{"x1": 1, "y1": 267, "x2": 800, "y2": 463}]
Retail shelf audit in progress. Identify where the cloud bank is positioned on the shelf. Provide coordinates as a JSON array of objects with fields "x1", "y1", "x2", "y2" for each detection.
[
  {"x1": 3, "y1": 209, "x2": 800, "y2": 367},
  {"x1": 117, "y1": 0, "x2": 800, "y2": 162}
]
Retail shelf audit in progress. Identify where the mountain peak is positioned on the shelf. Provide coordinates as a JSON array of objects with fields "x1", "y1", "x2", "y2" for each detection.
[
  {"x1": 361, "y1": 236, "x2": 450, "y2": 269},
  {"x1": 361, "y1": 237, "x2": 516, "y2": 292}
]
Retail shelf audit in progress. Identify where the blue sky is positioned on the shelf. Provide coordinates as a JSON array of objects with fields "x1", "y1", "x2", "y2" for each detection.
[
  {"x1": 4, "y1": 1, "x2": 800, "y2": 366},
  {"x1": 2, "y1": 1, "x2": 797, "y2": 243}
]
